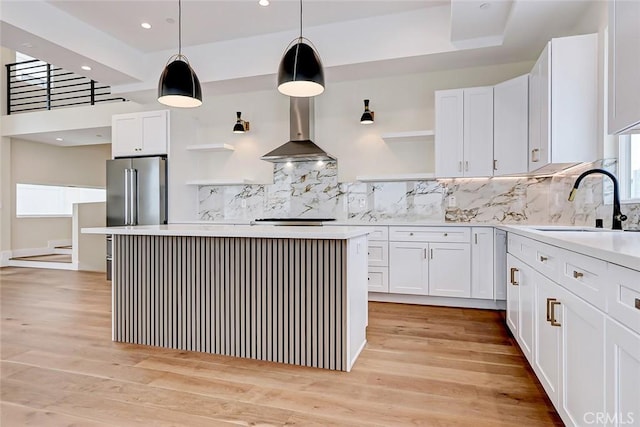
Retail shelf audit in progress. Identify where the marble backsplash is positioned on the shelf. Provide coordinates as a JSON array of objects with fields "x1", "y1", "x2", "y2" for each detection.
[{"x1": 198, "y1": 160, "x2": 640, "y2": 229}]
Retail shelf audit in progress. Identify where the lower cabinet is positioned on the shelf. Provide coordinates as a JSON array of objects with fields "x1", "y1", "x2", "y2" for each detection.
[
  {"x1": 506, "y1": 254, "x2": 535, "y2": 363},
  {"x1": 429, "y1": 243, "x2": 471, "y2": 297},
  {"x1": 389, "y1": 241, "x2": 429, "y2": 295},
  {"x1": 471, "y1": 227, "x2": 495, "y2": 299},
  {"x1": 367, "y1": 267, "x2": 389, "y2": 293},
  {"x1": 605, "y1": 318, "x2": 640, "y2": 427}
]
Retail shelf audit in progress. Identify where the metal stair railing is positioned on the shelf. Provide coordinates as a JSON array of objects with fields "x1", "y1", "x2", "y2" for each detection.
[{"x1": 5, "y1": 58, "x2": 128, "y2": 114}]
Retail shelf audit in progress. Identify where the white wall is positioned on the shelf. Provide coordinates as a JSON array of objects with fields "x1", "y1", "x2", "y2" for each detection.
[
  {"x1": 1, "y1": 48, "x2": 15, "y2": 255},
  {"x1": 73, "y1": 202, "x2": 106, "y2": 272},
  {"x1": 10, "y1": 139, "x2": 111, "y2": 250},
  {"x1": 166, "y1": 61, "x2": 533, "y2": 220}
]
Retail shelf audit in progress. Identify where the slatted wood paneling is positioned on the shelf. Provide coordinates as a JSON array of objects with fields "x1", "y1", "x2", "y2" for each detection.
[{"x1": 113, "y1": 235, "x2": 348, "y2": 370}]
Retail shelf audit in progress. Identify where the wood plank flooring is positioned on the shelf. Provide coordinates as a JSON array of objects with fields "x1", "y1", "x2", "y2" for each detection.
[{"x1": 0, "y1": 267, "x2": 562, "y2": 426}]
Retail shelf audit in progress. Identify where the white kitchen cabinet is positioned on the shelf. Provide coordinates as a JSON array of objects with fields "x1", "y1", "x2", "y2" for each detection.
[
  {"x1": 506, "y1": 254, "x2": 535, "y2": 364},
  {"x1": 428, "y1": 243, "x2": 471, "y2": 298},
  {"x1": 389, "y1": 241, "x2": 429, "y2": 295},
  {"x1": 494, "y1": 229, "x2": 507, "y2": 300},
  {"x1": 528, "y1": 33, "x2": 598, "y2": 173},
  {"x1": 607, "y1": 263, "x2": 640, "y2": 335},
  {"x1": 493, "y1": 74, "x2": 529, "y2": 176},
  {"x1": 608, "y1": 0, "x2": 640, "y2": 134},
  {"x1": 367, "y1": 240, "x2": 388, "y2": 267},
  {"x1": 435, "y1": 87, "x2": 493, "y2": 178},
  {"x1": 112, "y1": 110, "x2": 169, "y2": 157},
  {"x1": 605, "y1": 318, "x2": 640, "y2": 427},
  {"x1": 471, "y1": 227, "x2": 494, "y2": 300},
  {"x1": 368, "y1": 267, "x2": 389, "y2": 293}
]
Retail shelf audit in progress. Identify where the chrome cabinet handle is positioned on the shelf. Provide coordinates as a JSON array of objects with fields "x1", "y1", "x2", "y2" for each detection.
[
  {"x1": 550, "y1": 300, "x2": 561, "y2": 327},
  {"x1": 540, "y1": 255, "x2": 548, "y2": 262},
  {"x1": 465, "y1": 161, "x2": 469, "y2": 172},
  {"x1": 474, "y1": 233, "x2": 478, "y2": 244},
  {"x1": 430, "y1": 249, "x2": 433, "y2": 260},
  {"x1": 510, "y1": 267, "x2": 519, "y2": 285},
  {"x1": 124, "y1": 168, "x2": 130, "y2": 225},
  {"x1": 532, "y1": 148, "x2": 540, "y2": 162},
  {"x1": 573, "y1": 271, "x2": 584, "y2": 279},
  {"x1": 493, "y1": 159, "x2": 498, "y2": 170}
]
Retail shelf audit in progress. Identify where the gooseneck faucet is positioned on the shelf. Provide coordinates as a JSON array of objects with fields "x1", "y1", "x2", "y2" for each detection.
[{"x1": 568, "y1": 168, "x2": 627, "y2": 230}]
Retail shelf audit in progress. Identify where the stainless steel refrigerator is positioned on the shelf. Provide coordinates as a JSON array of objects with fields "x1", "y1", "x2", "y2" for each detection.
[{"x1": 106, "y1": 156, "x2": 167, "y2": 279}]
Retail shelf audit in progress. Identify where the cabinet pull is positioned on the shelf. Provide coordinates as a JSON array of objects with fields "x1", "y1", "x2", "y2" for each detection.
[
  {"x1": 510, "y1": 267, "x2": 519, "y2": 286},
  {"x1": 539, "y1": 255, "x2": 548, "y2": 262},
  {"x1": 546, "y1": 298, "x2": 556, "y2": 322},
  {"x1": 493, "y1": 159, "x2": 498, "y2": 170},
  {"x1": 635, "y1": 298, "x2": 640, "y2": 310},
  {"x1": 444, "y1": 232, "x2": 448, "y2": 237},
  {"x1": 429, "y1": 249, "x2": 433, "y2": 260},
  {"x1": 474, "y1": 233, "x2": 478, "y2": 244},
  {"x1": 465, "y1": 161, "x2": 469, "y2": 172},
  {"x1": 550, "y1": 300, "x2": 561, "y2": 327},
  {"x1": 458, "y1": 161, "x2": 462, "y2": 172},
  {"x1": 532, "y1": 148, "x2": 540, "y2": 162},
  {"x1": 409, "y1": 232, "x2": 414, "y2": 236},
  {"x1": 573, "y1": 271, "x2": 584, "y2": 279}
]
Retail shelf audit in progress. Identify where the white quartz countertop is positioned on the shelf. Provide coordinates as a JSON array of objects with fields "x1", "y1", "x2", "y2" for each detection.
[
  {"x1": 82, "y1": 224, "x2": 373, "y2": 240},
  {"x1": 499, "y1": 225, "x2": 640, "y2": 271}
]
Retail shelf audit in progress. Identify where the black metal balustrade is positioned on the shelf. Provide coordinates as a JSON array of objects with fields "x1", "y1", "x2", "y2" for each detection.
[{"x1": 5, "y1": 59, "x2": 127, "y2": 114}]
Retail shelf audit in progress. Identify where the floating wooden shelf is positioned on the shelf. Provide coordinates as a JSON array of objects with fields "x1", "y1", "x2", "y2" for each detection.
[
  {"x1": 186, "y1": 179, "x2": 254, "y2": 186},
  {"x1": 185, "y1": 144, "x2": 234, "y2": 152},
  {"x1": 380, "y1": 130, "x2": 435, "y2": 141},
  {"x1": 355, "y1": 173, "x2": 436, "y2": 182}
]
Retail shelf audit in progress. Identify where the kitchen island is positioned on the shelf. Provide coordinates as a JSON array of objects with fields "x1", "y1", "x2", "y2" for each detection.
[{"x1": 82, "y1": 224, "x2": 370, "y2": 371}]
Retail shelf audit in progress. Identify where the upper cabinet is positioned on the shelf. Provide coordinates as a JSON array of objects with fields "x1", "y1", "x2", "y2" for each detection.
[
  {"x1": 435, "y1": 86, "x2": 494, "y2": 178},
  {"x1": 528, "y1": 33, "x2": 598, "y2": 173},
  {"x1": 112, "y1": 110, "x2": 169, "y2": 158},
  {"x1": 608, "y1": 0, "x2": 640, "y2": 134},
  {"x1": 494, "y1": 74, "x2": 529, "y2": 176}
]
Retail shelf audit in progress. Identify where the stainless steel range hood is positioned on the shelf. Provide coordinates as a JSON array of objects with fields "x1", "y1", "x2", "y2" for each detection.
[{"x1": 261, "y1": 97, "x2": 335, "y2": 163}]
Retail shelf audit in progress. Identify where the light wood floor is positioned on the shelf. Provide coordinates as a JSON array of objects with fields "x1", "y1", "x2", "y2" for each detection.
[{"x1": 0, "y1": 267, "x2": 562, "y2": 426}]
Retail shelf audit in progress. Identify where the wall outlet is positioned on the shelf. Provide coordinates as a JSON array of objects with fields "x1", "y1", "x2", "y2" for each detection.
[{"x1": 448, "y1": 196, "x2": 457, "y2": 208}]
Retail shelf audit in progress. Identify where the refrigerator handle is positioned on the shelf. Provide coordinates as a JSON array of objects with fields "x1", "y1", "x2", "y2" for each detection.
[
  {"x1": 124, "y1": 168, "x2": 130, "y2": 225},
  {"x1": 130, "y1": 168, "x2": 138, "y2": 226}
]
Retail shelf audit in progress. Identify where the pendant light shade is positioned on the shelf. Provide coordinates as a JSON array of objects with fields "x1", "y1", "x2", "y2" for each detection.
[
  {"x1": 277, "y1": 0, "x2": 324, "y2": 97},
  {"x1": 158, "y1": 56, "x2": 202, "y2": 108},
  {"x1": 158, "y1": 0, "x2": 202, "y2": 108},
  {"x1": 233, "y1": 111, "x2": 249, "y2": 133},
  {"x1": 360, "y1": 99, "x2": 374, "y2": 124}
]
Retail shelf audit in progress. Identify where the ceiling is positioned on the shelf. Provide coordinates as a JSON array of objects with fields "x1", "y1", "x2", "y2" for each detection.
[{"x1": 1, "y1": 0, "x2": 602, "y2": 146}]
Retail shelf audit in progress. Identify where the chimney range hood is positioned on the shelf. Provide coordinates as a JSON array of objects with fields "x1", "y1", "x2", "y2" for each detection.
[{"x1": 261, "y1": 97, "x2": 335, "y2": 163}]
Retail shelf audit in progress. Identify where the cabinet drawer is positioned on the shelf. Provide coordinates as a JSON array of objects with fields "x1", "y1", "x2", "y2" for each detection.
[
  {"x1": 607, "y1": 264, "x2": 640, "y2": 335},
  {"x1": 389, "y1": 226, "x2": 470, "y2": 243},
  {"x1": 531, "y1": 242, "x2": 561, "y2": 283},
  {"x1": 366, "y1": 226, "x2": 388, "y2": 241},
  {"x1": 556, "y1": 249, "x2": 607, "y2": 311},
  {"x1": 368, "y1": 267, "x2": 389, "y2": 293},
  {"x1": 507, "y1": 233, "x2": 536, "y2": 264},
  {"x1": 367, "y1": 241, "x2": 389, "y2": 267}
]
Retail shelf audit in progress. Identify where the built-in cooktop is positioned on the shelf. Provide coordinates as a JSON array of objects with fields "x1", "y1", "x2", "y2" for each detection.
[{"x1": 252, "y1": 218, "x2": 336, "y2": 226}]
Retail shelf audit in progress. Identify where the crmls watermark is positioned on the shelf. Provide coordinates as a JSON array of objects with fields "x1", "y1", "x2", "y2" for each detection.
[{"x1": 584, "y1": 412, "x2": 635, "y2": 425}]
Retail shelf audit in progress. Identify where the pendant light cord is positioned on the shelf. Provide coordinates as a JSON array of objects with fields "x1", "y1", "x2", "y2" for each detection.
[
  {"x1": 178, "y1": 0, "x2": 182, "y2": 56},
  {"x1": 299, "y1": 0, "x2": 303, "y2": 40}
]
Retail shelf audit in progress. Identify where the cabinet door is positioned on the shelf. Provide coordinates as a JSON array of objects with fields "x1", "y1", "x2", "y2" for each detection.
[
  {"x1": 463, "y1": 87, "x2": 494, "y2": 177},
  {"x1": 367, "y1": 241, "x2": 388, "y2": 267},
  {"x1": 557, "y1": 285, "x2": 606, "y2": 426},
  {"x1": 389, "y1": 242, "x2": 429, "y2": 295},
  {"x1": 605, "y1": 318, "x2": 640, "y2": 427},
  {"x1": 368, "y1": 267, "x2": 389, "y2": 293},
  {"x1": 608, "y1": 0, "x2": 640, "y2": 134},
  {"x1": 529, "y1": 43, "x2": 550, "y2": 172},
  {"x1": 428, "y1": 243, "x2": 471, "y2": 298},
  {"x1": 533, "y1": 271, "x2": 561, "y2": 407},
  {"x1": 494, "y1": 75, "x2": 529, "y2": 176},
  {"x1": 140, "y1": 111, "x2": 169, "y2": 155},
  {"x1": 507, "y1": 255, "x2": 535, "y2": 363},
  {"x1": 494, "y1": 229, "x2": 507, "y2": 300},
  {"x1": 112, "y1": 114, "x2": 141, "y2": 157},
  {"x1": 471, "y1": 227, "x2": 494, "y2": 299},
  {"x1": 435, "y1": 89, "x2": 464, "y2": 178}
]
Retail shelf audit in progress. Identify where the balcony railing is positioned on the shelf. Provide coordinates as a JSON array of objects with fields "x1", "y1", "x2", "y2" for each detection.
[{"x1": 5, "y1": 59, "x2": 127, "y2": 115}]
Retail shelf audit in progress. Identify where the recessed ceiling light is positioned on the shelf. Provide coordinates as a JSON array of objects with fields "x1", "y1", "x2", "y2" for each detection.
[
  {"x1": 480, "y1": 2, "x2": 491, "y2": 9},
  {"x1": 21, "y1": 42, "x2": 34, "y2": 49},
  {"x1": 141, "y1": 22, "x2": 152, "y2": 29},
  {"x1": 259, "y1": 0, "x2": 270, "y2": 6},
  {"x1": 81, "y1": 65, "x2": 92, "y2": 71},
  {"x1": 166, "y1": 18, "x2": 175, "y2": 24},
  {"x1": 55, "y1": 137, "x2": 63, "y2": 141}
]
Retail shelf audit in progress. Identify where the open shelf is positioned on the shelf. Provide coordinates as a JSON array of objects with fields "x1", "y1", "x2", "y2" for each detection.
[
  {"x1": 355, "y1": 173, "x2": 436, "y2": 182},
  {"x1": 186, "y1": 143, "x2": 235, "y2": 152},
  {"x1": 186, "y1": 178, "x2": 254, "y2": 186},
  {"x1": 380, "y1": 130, "x2": 435, "y2": 141}
]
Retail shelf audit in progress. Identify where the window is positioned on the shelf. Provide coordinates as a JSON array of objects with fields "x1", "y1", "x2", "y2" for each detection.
[
  {"x1": 14, "y1": 51, "x2": 47, "y2": 88},
  {"x1": 618, "y1": 134, "x2": 640, "y2": 202},
  {"x1": 16, "y1": 184, "x2": 106, "y2": 217}
]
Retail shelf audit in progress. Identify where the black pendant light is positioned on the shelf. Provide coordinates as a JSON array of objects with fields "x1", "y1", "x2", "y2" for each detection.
[
  {"x1": 360, "y1": 99, "x2": 374, "y2": 124},
  {"x1": 277, "y1": 0, "x2": 325, "y2": 97},
  {"x1": 233, "y1": 112, "x2": 250, "y2": 133},
  {"x1": 158, "y1": 0, "x2": 202, "y2": 108}
]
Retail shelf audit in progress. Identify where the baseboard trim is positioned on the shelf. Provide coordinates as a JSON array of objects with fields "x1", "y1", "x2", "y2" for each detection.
[
  {"x1": 368, "y1": 292, "x2": 506, "y2": 310},
  {"x1": 8, "y1": 247, "x2": 53, "y2": 258},
  {"x1": 6, "y1": 259, "x2": 78, "y2": 271}
]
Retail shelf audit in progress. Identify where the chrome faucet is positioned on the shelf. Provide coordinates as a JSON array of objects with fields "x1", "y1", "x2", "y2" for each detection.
[{"x1": 568, "y1": 168, "x2": 627, "y2": 230}]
